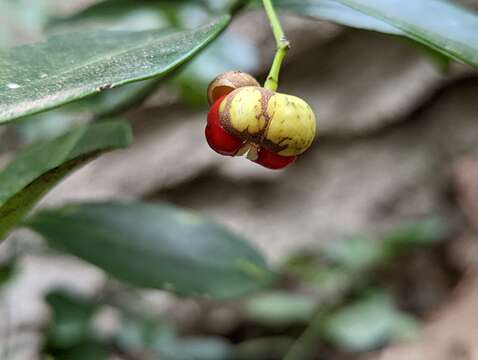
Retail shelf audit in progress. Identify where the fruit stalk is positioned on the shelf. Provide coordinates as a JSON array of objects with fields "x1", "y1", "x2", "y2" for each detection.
[{"x1": 262, "y1": 0, "x2": 290, "y2": 92}]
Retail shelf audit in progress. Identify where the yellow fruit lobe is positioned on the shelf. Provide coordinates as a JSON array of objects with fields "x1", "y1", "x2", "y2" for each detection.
[
  {"x1": 265, "y1": 93, "x2": 316, "y2": 156},
  {"x1": 220, "y1": 87, "x2": 268, "y2": 136},
  {"x1": 218, "y1": 86, "x2": 317, "y2": 157}
]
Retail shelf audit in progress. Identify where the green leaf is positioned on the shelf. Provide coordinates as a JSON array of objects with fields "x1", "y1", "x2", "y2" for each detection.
[
  {"x1": 79, "y1": 79, "x2": 163, "y2": 118},
  {"x1": 322, "y1": 292, "x2": 420, "y2": 352},
  {"x1": 160, "y1": 337, "x2": 233, "y2": 360},
  {"x1": 0, "y1": 256, "x2": 16, "y2": 288},
  {"x1": 45, "y1": 289, "x2": 98, "y2": 349},
  {"x1": 48, "y1": 0, "x2": 212, "y2": 31},
  {"x1": 244, "y1": 291, "x2": 316, "y2": 327},
  {"x1": 14, "y1": 109, "x2": 82, "y2": 145},
  {"x1": 334, "y1": 0, "x2": 478, "y2": 67},
  {"x1": 49, "y1": 0, "x2": 258, "y2": 109},
  {"x1": 274, "y1": 0, "x2": 402, "y2": 35},
  {"x1": 277, "y1": 0, "x2": 478, "y2": 68},
  {"x1": 46, "y1": 341, "x2": 109, "y2": 360},
  {"x1": 26, "y1": 202, "x2": 273, "y2": 299},
  {"x1": 14, "y1": 78, "x2": 163, "y2": 146},
  {"x1": 116, "y1": 316, "x2": 232, "y2": 360},
  {"x1": 321, "y1": 235, "x2": 386, "y2": 270},
  {"x1": 0, "y1": 120, "x2": 132, "y2": 240},
  {"x1": 0, "y1": 16, "x2": 230, "y2": 122},
  {"x1": 383, "y1": 218, "x2": 448, "y2": 249},
  {"x1": 116, "y1": 317, "x2": 177, "y2": 353}
]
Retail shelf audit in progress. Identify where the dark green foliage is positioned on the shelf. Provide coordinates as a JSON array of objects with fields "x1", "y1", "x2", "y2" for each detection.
[{"x1": 26, "y1": 202, "x2": 273, "y2": 298}]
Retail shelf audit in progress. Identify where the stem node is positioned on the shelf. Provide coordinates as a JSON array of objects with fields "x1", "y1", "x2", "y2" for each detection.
[{"x1": 262, "y1": 0, "x2": 289, "y2": 92}]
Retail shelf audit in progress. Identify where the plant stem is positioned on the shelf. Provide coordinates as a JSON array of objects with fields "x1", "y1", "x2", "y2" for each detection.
[{"x1": 262, "y1": 0, "x2": 290, "y2": 91}]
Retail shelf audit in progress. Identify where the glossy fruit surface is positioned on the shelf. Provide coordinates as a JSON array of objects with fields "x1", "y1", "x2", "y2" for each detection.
[
  {"x1": 205, "y1": 72, "x2": 316, "y2": 170},
  {"x1": 205, "y1": 96, "x2": 244, "y2": 156},
  {"x1": 218, "y1": 87, "x2": 316, "y2": 156},
  {"x1": 253, "y1": 148, "x2": 297, "y2": 169}
]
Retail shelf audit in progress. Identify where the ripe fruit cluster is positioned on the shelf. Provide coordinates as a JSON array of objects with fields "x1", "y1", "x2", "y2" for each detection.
[{"x1": 205, "y1": 71, "x2": 316, "y2": 169}]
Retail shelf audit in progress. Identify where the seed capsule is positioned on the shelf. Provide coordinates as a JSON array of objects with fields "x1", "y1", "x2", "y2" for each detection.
[
  {"x1": 205, "y1": 73, "x2": 317, "y2": 170},
  {"x1": 254, "y1": 147, "x2": 297, "y2": 169},
  {"x1": 207, "y1": 71, "x2": 260, "y2": 105},
  {"x1": 206, "y1": 96, "x2": 244, "y2": 156},
  {"x1": 218, "y1": 87, "x2": 316, "y2": 156}
]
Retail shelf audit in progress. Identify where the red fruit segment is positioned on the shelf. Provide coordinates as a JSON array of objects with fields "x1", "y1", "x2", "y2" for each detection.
[
  {"x1": 205, "y1": 96, "x2": 244, "y2": 156},
  {"x1": 254, "y1": 147, "x2": 297, "y2": 170}
]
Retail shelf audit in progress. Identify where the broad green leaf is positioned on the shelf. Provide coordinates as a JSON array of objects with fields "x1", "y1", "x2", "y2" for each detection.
[
  {"x1": 14, "y1": 78, "x2": 163, "y2": 146},
  {"x1": 49, "y1": 0, "x2": 258, "y2": 109},
  {"x1": 274, "y1": 0, "x2": 402, "y2": 35},
  {"x1": 281, "y1": 0, "x2": 478, "y2": 68},
  {"x1": 322, "y1": 292, "x2": 419, "y2": 351},
  {"x1": 48, "y1": 0, "x2": 211, "y2": 31},
  {"x1": 0, "y1": 120, "x2": 132, "y2": 240},
  {"x1": 26, "y1": 202, "x2": 273, "y2": 299},
  {"x1": 334, "y1": 0, "x2": 478, "y2": 67},
  {"x1": 0, "y1": 16, "x2": 230, "y2": 122},
  {"x1": 77, "y1": 79, "x2": 164, "y2": 118}
]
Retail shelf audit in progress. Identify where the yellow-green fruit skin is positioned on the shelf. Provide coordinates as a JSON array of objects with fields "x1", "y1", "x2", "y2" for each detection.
[
  {"x1": 266, "y1": 93, "x2": 316, "y2": 156},
  {"x1": 218, "y1": 87, "x2": 316, "y2": 156},
  {"x1": 219, "y1": 87, "x2": 268, "y2": 136}
]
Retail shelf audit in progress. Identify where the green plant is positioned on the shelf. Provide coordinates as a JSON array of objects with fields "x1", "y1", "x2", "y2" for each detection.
[
  {"x1": 35, "y1": 218, "x2": 447, "y2": 359},
  {"x1": 0, "y1": 0, "x2": 477, "y2": 358}
]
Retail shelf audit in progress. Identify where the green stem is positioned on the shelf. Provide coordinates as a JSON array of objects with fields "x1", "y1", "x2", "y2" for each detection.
[{"x1": 262, "y1": 0, "x2": 290, "y2": 91}]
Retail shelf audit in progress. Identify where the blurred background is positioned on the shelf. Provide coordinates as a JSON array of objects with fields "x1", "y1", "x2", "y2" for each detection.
[{"x1": 1, "y1": 0, "x2": 478, "y2": 359}]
